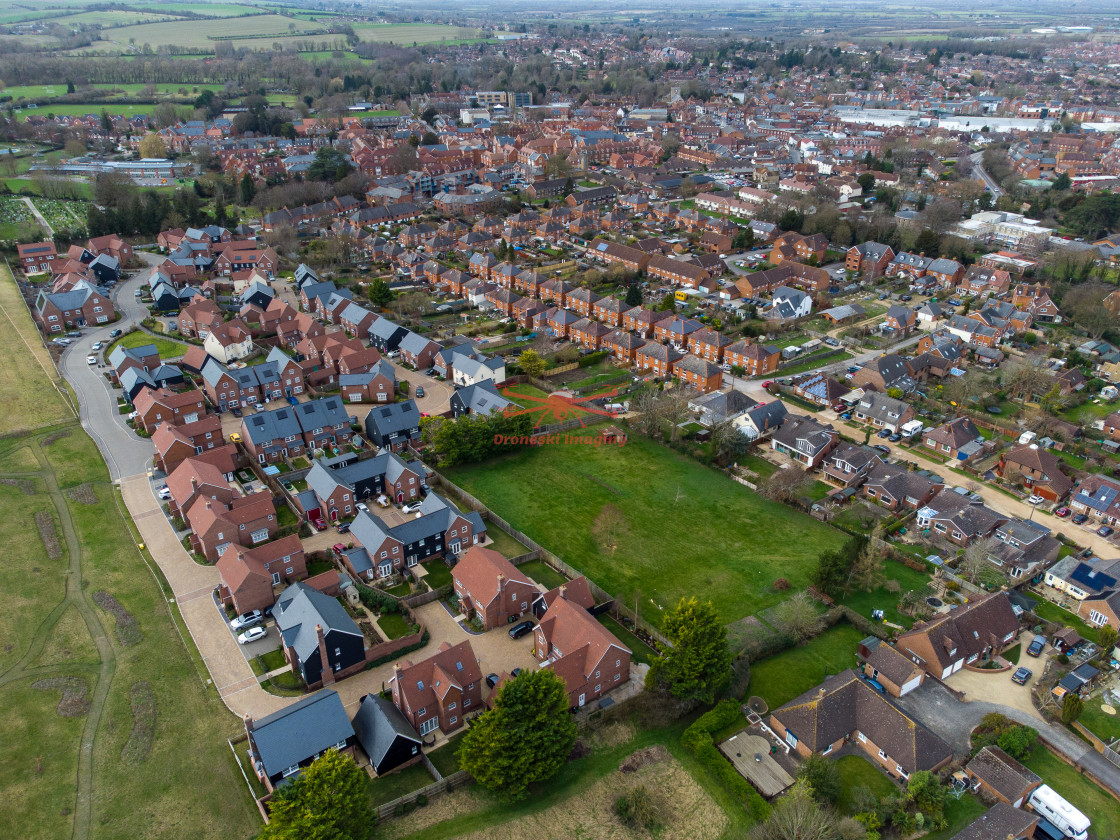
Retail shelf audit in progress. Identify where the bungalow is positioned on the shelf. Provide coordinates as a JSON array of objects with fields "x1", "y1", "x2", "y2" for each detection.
[
  {"x1": 274, "y1": 581, "x2": 366, "y2": 689},
  {"x1": 769, "y1": 670, "x2": 952, "y2": 780},
  {"x1": 1068, "y1": 475, "x2": 1120, "y2": 525},
  {"x1": 452, "y1": 545, "x2": 538, "y2": 630},
  {"x1": 965, "y1": 746, "x2": 1042, "y2": 808},
  {"x1": 534, "y1": 590, "x2": 631, "y2": 710},
  {"x1": 863, "y1": 462, "x2": 942, "y2": 511},
  {"x1": 986, "y1": 519, "x2": 1061, "y2": 580},
  {"x1": 244, "y1": 689, "x2": 356, "y2": 792},
  {"x1": 733, "y1": 400, "x2": 789, "y2": 442},
  {"x1": 792, "y1": 373, "x2": 850, "y2": 408},
  {"x1": 390, "y1": 640, "x2": 483, "y2": 736},
  {"x1": 948, "y1": 804, "x2": 1037, "y2": 840},
  {"x1": 851, "y1": 354, "x2": 915, "y2": 393},
  {"x1": 896, "y1": 593, "x2": 1019, "y2": 679}
]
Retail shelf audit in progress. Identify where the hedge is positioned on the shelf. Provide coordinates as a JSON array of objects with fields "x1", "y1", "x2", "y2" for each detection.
[
  {"x1": 354, "y1": 581, "x2": 402, "y2": 614},
  {"x1": 682, "y1": 700, "x2": 771, "y2": 821},
  {"x1": 577, "y1": 350, "x2": 611, "y2": 368}
]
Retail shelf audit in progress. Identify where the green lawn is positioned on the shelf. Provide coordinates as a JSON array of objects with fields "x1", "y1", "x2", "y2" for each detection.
[
  {"x1": 747, "y1": 623, "x2": 865, "y2": 711},
  {"x1": 446, "y1": 424, "x2": 844, "y2": 627},
  {"x1": 597, "y1": 614, "x2": 658, "y2": 665},
  {"x1": 256, "y1": 648, "x2": 287, "y2": 673},
  {"x1": 420, "y1": 559, "x2": 452, "y2": 589},
  {"x1": 835, "y1": 754, "x2": 898, "y2": 814},
  {"x1": 1031, "y1": 600, "x2": 1100, "y2": 644},
  {"x1": 516, "y1": 559, "x2": 568, "y2": 590},
  {"x1": 106, "y1": 330, "x2": 186, "y2": 360},
  {"x1": 377, "y1": 611, "x2": 415, "y2": 641},
  {"x1": 921, "y1": 793, "x2": 988, "y2": 840},
  {"x1": 1077, "y1": 700, "x2": 1120, "y2": 743},
  {"x1": 426, "y1": 730, "x2": 467, "y2": 778},
  {"x1": 841, "y1": 560, "x2": 932, "y2": 630},
  {"x1": 1022, "y1": 746, "x2": 1120, "y2": 840},
  {"x1": 367, "y1": 761, "x2": 434, "y2": 806},
  {"x1": 481, "y1": 527, "x2": 530, "y2": 559}
]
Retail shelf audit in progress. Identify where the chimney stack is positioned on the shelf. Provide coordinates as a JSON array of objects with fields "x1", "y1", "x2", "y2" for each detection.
[
  {"x1": 316, "y1": 623, "x2": 335, "y2": 687},
  {"x1": 559, "y1": 584, "x2": 567, "y2": 600},
  {"x1": 191, "y1": 477, "x2": 197, "y2": 489},
  {"x1": 243, "y1": 713, "x2": 254, "y2": 732}
]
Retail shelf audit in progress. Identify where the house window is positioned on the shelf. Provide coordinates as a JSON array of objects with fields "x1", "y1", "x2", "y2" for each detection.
[
  {"x1": 822, "y1": 745, "x2": 833, "y2": 755},
  {"x1": 282, "y1": 764, "x2": 300, "y2": 778},
  {"x1": 448, "y1": 702, "x2": 457, "y2": 710},
  {"x1": 449, "y1": 716, "x2": 458, "y2": 725},
  {"x1": 857, "y1": 732, "x2": 866, "y2": 743},
  {"x1": 464, "y1": 698, "x2": 471, "y2": 707},
  {"x1": 878, "y1": 749, "x2": 886, "y2": 759}
]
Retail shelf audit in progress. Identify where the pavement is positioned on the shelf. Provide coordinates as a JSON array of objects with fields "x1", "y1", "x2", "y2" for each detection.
[
  {"x1": 893, "y1": 678, "x2": 1120, "y2": 797},
  {"x1": 970, "y1": 151, "x2": 1004, "y2": 199}
]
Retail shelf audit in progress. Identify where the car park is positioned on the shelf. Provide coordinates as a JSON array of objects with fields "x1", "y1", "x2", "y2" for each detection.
[
  {"x1": 1011, "y1": 667, "x2": 1032, "y2": 685},
  {"x1": 237, "y1": 627, "x2": 267, "y2": 645},
  {"x1": 508, "y1": 620, "x2": 534, "y2": 639},
  {"x1": 230, "y1": 610, "x2": 263, "y2": 631}
]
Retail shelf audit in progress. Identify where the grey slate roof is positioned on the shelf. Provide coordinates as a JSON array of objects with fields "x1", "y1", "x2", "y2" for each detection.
[
  {"x1": 250, "y1": 689, "x2": 354, "y2": 779},
  {"x1": 454, "y1": 380, "x2": 511, "y2": 415},
  {"x1": 352, "y1": 693, "x2": 421, "y2": 768},
  {"x1": 365, "y1": 400, "x2": 421, "y2": 439},
  {"x1": 275, "y1": 582, "x2": 362, "y2": 666}
]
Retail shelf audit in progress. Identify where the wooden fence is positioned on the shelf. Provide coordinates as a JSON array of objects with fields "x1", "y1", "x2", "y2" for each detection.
[
  {"x1": 374, "y1": 770, "x2": 472, "y2": 820},
  {"x1": 433, "y1": 472, "x2": 671, "y2": 649}
]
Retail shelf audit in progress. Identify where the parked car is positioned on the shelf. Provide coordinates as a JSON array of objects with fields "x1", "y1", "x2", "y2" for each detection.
[
  {"x1": 1098, "y1": 525, "x2": 1115, "y2": 538},
  {"x1": 485, "y1": 673, "x2": 500, "y2": 688},
  {"x1": 91, "y1": 341, "x2": 102, "y2": 351},
  {"x1": 1055, "y1": 507, "x2": 1071, "y2": 518},
  {"x1": 87, "y1": 355, "x2": 97, "y2": 365},
  {"x1": 237, "y1": 627, "x2": 268, "y2": 645},
  {"x1": 229, "y1": 432, "x2": 242, "y2": 443},
  {"x1": 286, "y1": 396, "x2": 298, "y2": 406},
  {"x1": 332, "y1": 543, "x2": 347, "y2": 557},
  {"x1": 1072, "y1": 513, "x2": 1088, "y2": 525},
  {"x1": 900, "y1": 294, "x2": 912, "y2": 302},
  {"x1": 888, "y1": 433, "x2": 902, "y2": 442},
  {"x1": 1027, "y1": 495, "x2": 1045, "y2": 505},
  {"x1": 840, "y1": 412, "x2": 852, "y2": 420},
  {"x1": 108, "y1": 328, "x2": 122, "y2": 338},
  {"x1": 311, "y1": 516, "x2": 326, "y2": 530},
  {"x1": 508, "y1": 620, "x2": 534, "y2": 639},
  {"x1": 760, "y1": 380, "x2": 774, "y2": 388},
  {"x1": 871, "y1": 444, "x2": 890, "y2": 455},
  {"x1": 1011, "y1": 667, "x2": 1032, "y2": 685},
  {"x1": 335, "y1": 521, "x2": 351, "y2": 534},
  {"x1": 877, "y1": 428, "x2": 892, "y2": 438},
  {"x1": 1027, "y1": 634, "x2": 1046, "y2": 657},
  {"x1": 824, "y1": 337, "x2": 841, "y2": 347},
  {"x1": 356, "y1": 502, "x2": 369, "y2": 513},
  {"x1": 230, "y1": 406, "x2": 243, "y2": 418},
  {"x1": 157, "y1": 485, "x2": 172, "y2": 500},
  {"x1": 415, "y1": 386, "x2": 425, "y2": 398},
  {"x1": 230, "y1": 610, "x2": 263, "y2": 631}
]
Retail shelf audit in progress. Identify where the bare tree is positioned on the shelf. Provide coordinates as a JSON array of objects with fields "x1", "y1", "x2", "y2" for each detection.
[
  {"x1": 760, "y1": 465, "x2": 812, "y2": 503},
  {"x1": 751, "y1": 781, "x2": 840, "y2": 840},
  {"x1": 771, "y1": 591, "x2": 821, "y2": 644},
  {"x1": 960, "y1": 536, "x2": 1000, "y2": 584},
  {"x1": 1001, "y1": 354, "x2": 1053, "y2": 403}
]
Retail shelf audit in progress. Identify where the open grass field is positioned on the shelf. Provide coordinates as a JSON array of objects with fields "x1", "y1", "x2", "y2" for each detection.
[
  {"x1": 746, "y1": 622, "x2": 865, "y2": 711},
  {"x1": 835, "y1": 754, "x2": 898, "y2": 814},
  {"x1": 446, "y1": 423, "x2": 844, "y2": 626},
  {"x1": 0, "y1": 265, "x2": 75, "y2": 434},
  {"x1": 15, "y1": 103, "x2": 158, "y2": 118},
  {"x1": 106, "y1": 330, "x2": 187, "y2": 360},
  {"x1": 1022, "y1": 746, "x2": 1120, "y2": 840},
  {"x1": 0, "y1": 286, "x2": 257, "y2": 838},
  {"x1": 352, "y1": 23, "x2": 486, "y2": 44},
  {"x1": 98, "y1": 14, "x2": 325, "y2": 51}
]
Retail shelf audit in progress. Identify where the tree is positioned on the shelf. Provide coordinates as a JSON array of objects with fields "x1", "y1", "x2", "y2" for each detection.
[
  {"x1": 1098, "y1": 624, "x2": 1118, "y2": 653},
  {"x1": 544, "y1": 153, "x2": 572, "y2": 179},
  {"x1": 812, "y1": 536, "x2": 867, "y2": 598},
  {"x1": 960, "y1": 536, "x2": 999, "y2": 585},
  {"x1": 996, "y1": 724, "x2": 1037, "y2": 760},
  {"x1": 657, "y1": 292, "x2": 676, "y2": 311},
  {"x1": 239, "y1": 172, "x2": 256, "y2": 206},
  {"x1": 592, "y1": 503, "x2": 628, "y2": 552},
  {"x1": 798, "y1": 754, "x2": 842, "y2": 805},
  {"x1": 625, "y1": 282, "x2": 643, "y2": 307},
  {"x1": 63, "y1": 139, "x2": 86, "y2": 158},
  {"x1": 261, "y1": 749, "x2": 374, "y2": 840},
  {"x1": 457, "y1": 669, "x2": 576, "y2": 801},
  {"x1": 138, "y1": 132, "x2": 166, "y2": 159},
  {"x1": 904, "y1": 771, "x2": 947, "y2": 830},
  {"x1": 1061, "y1": 693, "x2": 1084, "y2": 725},
  {"x1": 308, "y1": 146, "x2": 352, "y2": 182},
  {"x1": 733, "y1": 225, "x2": 756, "y2": 250},
  {"x1": 778, "y1": 208, "x2": 804, "y2": 232},
  {"x1": 772, "y1": 591, "x2": 822, "y2": 644},
  {"x1": 646, "y1": 597, "x2": 732, "y2": 706},
  {"x1": 517, "y1": 348, "x2": 546, "y2": 378},
  {"x1": 711, "y1": 419, "x2": 751, "y2": 464},
  {"x1": 913, "y1": 228, "x2": 942, "y2": 256},
  {"x1": 760, "y1": 466, "x2": 812, "y2": 503},
  {"x1": 1051, "y1": 172, "x2": 1071, "y2": 192},
  {"x1": 847, "y1": 524, "x2": 886, "y2": 593},
  {"x1": 750, "y1": 781, "x2": 838, "y2": 840},
  {"x1": 857, "y1": 173, "x2": 875, "y2": 194},
  {"x1": 366, "y1": 278, "x2": 394, "y2": 308}
]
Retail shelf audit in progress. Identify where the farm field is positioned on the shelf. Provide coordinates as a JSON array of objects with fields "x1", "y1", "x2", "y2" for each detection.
[
  {"x1": 352, "y1": 23, "x2": 486, "y2": 44},
  {"x1": 446, "y1": 422, "x2": 845, "y2": 626},
  {"x1": 93, "y1": 14, "x2": 325, "y2": 51},
  {"x1": 0, "y1": 270, "x2": 257, "y2": 838}
]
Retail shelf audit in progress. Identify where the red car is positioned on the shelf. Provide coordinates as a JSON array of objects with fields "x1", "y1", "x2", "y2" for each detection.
[
  {"x1": 312, "y1": 516, "x2": 326, "y2": 530},
  {"x1": 761, "y1": 380, "x2": 774, "y2": 388},
  {"x1": 1055, "y1": 507, "x2": 1071, "y2": 518},
  {"x1": 332, "y1": 543, "x2": 347, "y2": 557}
]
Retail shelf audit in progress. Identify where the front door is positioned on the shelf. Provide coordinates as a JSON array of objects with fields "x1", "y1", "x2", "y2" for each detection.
[
  {"x1": 449, "y1": 541, "x2": 460, "y2": 554},
  {"x1": 577, "y1": 694, "x2": 585, "y2": 708}
]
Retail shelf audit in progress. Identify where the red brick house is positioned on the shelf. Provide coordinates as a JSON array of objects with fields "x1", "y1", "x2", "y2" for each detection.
[
  {"x1": 152, "y1": 415, "x2": 224, "y2": 474},
  {"x1": 452, "y1": 546, "x2": 538, "y2": 630},
  {"x1": 86, "y1": 234, "x2": 132, "y2": 264},
  {"x1": 922, "y1": 416, "x2": 982, "y2": 460},
  {"x1": 165, "y1": 456, "x2": 237, "y2": 518},
  {"x1": 604, "y1": 330, "x2": 645, "y2": 365},
  {"x1": 592, "y1": 296, "x2": 626, "y2": 327},
  {"x1": 725, "y1": 341, "x2": 780, "y2": 376},
  {"x1": 885, "y1": 304, "x2": 917, "y2": 336},
  {"x1": 569, "y1": 317, "x2": 612, "y2": 350},
  {"x1": 1077, "y1": 591, "x2": 1120, "y2": 632},
  {"x1": 178, "y1": 299, "x2": 224, "y2": 339},
  {"x1": 186, "y1": 492, "x2": 278, "y2": 562},
  {"x1": 674, "y1": 354, "x2": 723, "y2": 393},
  {"x1": 17, "y1": 240, "x2": 57, "y2": 273},
  {"x1": 217, "y1": 535, "x2": 308, "y2": 614},
  {"x1": 635, "y1": 342, "x2": 684, "y2": 378},
  {"x1": 131, "y1": 387, "x2": 206, "y2": 434},
  {"x1": 687, "y1": 328, "x2": 733, "y2": 363},
  {"x1": 621, "y1": 306, "x2": 672, "y2": 338},
  {"x1": 896, "y1": 593, "x2": 1020, "y2": 678},
  {"x1": 391, "y1": 640, "x2": 483, "y2": 736},
  {"x1": 996, "y1": 445, "x2": 1074, "y2": 502},
  {"x1": 769, "y1": 231, "x2": 828, "y2": 266},
  {"x1": 534, "y1": 594, "x2": 631, "y2": 709},
  {"x1": 566, "y1": 287, "x2": 601, "y2": 317},
  {"x1": 35, "y1": 282, "x2": 115, "y2": 332},
  {"x1": 846, "y1": 242, "x2": 894, "y2": 278}
]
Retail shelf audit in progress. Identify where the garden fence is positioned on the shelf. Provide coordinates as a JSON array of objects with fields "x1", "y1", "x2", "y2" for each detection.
[{"x1": 374, "y1": 770, "x2": 472, "y2": 821}]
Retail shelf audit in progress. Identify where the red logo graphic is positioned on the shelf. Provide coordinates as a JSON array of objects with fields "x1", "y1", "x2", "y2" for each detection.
[{"x1": 499, "y1": 387, "x2": 622, "y2": 428}]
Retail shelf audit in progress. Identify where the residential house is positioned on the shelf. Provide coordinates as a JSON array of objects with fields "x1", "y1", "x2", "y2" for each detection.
[
  {"x1": 449, "y1": 380, "x2": 512, "y2": 418},
  {"x1": 792, "y1": 373, "x2": 850, "y2": 408},
  {"x1": 534, "y1": 591, "x2": 631, "y2": 709},
  {"x1": 244, "y1": 690, "x2": 356, "y2": 792},
  {"x1": 733, "y1": 401, "x2": 790, "y2": 442},
  {"x1": 301, "y1": 451, "x2": 423, "y2": 526},
  {"x1": 854, "y1": 392, "x2": 915, "y2": 433},
  {"x1": 846, "y1": 242, "x2": 895, "y2": 278},
  {"x1": 604, "y1": 330, "x2": 646, "y2": 366},
  {"x1": 769, "y1": 670, "x2": 952, "y2": 780},
  {"x1": 884, "y1": 304, "x2": 917, "y2": 336},
  {"x1": 674, "y1": 354, "x2": 723, "y2": 393},
  {"x1": 452, "y1": 546, "x2": 538, "y2": 630},
  {"x1": 351, "y1": 694, "x2": 423, "y2": 777},
  {"x1": 767, "y1": 286, "x2": 812, "y2": 320},
  {"x1": 186, "y1": 492, "x2": 278, "y2": 562},
  {"x1": 725, "y1": 341, "x2": 780, "y2": 376},
  {"x1": 152, "y1": 415, "x2": 224, "y2": 474},
  {"x1": 217, "y1": 535, "x2": 307, "y2": 615},
  {"x1": 996, "y1": 445, "x2": 1074, "y2": 502},
  {"x1": 635, "y1": 342, "x2": 684, "y2": 378},
  {"x1": 1068, "y1": 475, "x2": 1120, "y2": 526},
  {"x1": 165, "y1": 456, "x2": 237, "y2": 519},
  {"x1": 819, "y1": 443, "x2": 883, "y2": 489},
  {"x1": 915, "y1": 492, "x2": 1007, "y2": 546},
  {"x1": 397, "y1": 332, "x2": 441, "y2": 370},
  {"x1": 274, "y1": 581, "x2": 366, "y2": 689},
  {"x1": 851, "y1": 354, "x2": 916, "y2": 393},
  {"x1": 131, "y1": 387, "x2": 206, "y2": 434},
  {"x1": 964, "y1": 746, "x2": 1042, "y2": 807},
  {"x1": 863, "y1": 462, "x2": 942, "y2": 511},
  {"x1": 948, "y1": 804, "x2": 1038, "y2": 840},
  {"x1": 339, "y1": 359, "x2": 396, "y2": 405},
  {"x1": 390, "y1": 640, "x2": 483, "y2": 736},
  {"x1": 856, "y1": 637, "x2": 925, "y2": 697},
  {"x1": 203, "y1": 319, "x2": 254, "y2": 364},
  {"x1": 178, "y1": 299, "x2": 224, "y2": 339},
  {"x1": 895, "y1": 593, "x2": 1020, "y2": 679},
  {"x1": 986, "y1": 519, "x2": 1061, "y2": 580},
  {"x1": 1044, "y1": 555, "x2": 1120, "y2": 601},
  {"x1": 1077, "y1": 589, "x2": 1120, "y2": 631},
  {"x1": 690, "y1": 389, "x2": 757, "y2": 427},
  {"x1": 35, "y1": 281, "x2": 115, "y2": 331},
  {"x1": 451, "y1": 354, "x2": 506, "y2": 388},
  {"x1": 687, "y1": 328, "x2": 733, "y2": 363},
  {"x1": 17, "y1": 240, "x2": 57, "y2": 273},
  {"x1": 364, "y1": 401, "x2": 421, "y2": 452},
  {"x1": 923, "y1": 417, "x2": 984, "y2": 460},
  {"x1": 770, "y1": 415, "x2": 839, "y2": 468}
]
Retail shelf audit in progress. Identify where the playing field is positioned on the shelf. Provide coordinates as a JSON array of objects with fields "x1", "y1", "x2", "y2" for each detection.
[{"x1": 446, "y1": 422, "x2": 844, "y2": 626}]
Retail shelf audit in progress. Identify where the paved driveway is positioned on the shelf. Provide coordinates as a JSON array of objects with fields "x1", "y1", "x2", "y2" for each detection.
[
  {"x1": 395, "y1": 365, "x2": 453, "y2": 415},
  {"x1": 945, "y1": 662, "x2": 1043, "y2": 721},
  {"x1": 893, "y1": 679, "x2": 1120, "y2": 796}
]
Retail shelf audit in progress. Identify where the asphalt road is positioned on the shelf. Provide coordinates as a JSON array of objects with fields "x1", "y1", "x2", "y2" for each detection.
[
  {"x1": 56, "y1": 256, "x2": 161, "y2": 480},
  {"x1": 969, "y1": 151, "x2": 1004, "y2": 199}
]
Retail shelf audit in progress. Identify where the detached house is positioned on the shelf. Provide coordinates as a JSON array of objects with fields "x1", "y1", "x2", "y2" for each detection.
[
  {"x1": 915, "y1": 492, "x2": 1007, "y2": 546},
  {"x1": 770, "y1": 415, "x2": 839, "y2": 468},
  {"x1": 452, "y1": 546, "x2": 538, "y2": 631},
  {"x1": 245, "y1": 689, "x2": 356, "y2": 792},
  {"x1": 996, "y1": 445, "x2": 1074, "y2": 502},
  {"x1": 391, "y1": 640, "x2": 483, "y2": 736},
  {"x1": 896, "y1": 593, "x2": 1020, "y2": 679},
  {"x1": 274, "y1": 581, "x2": 366, "y2": 689},
  {"x1": 922, "y1": 417, "x2": 983, "y2": 460},
  {"x1": 534, "y1": 590, "x2": 631, "y2": 709},
  {"x1": 854, "y1": 392, "x2": 915, "y2": 433},
  {"x1": 217, "y1": 535, "x2": 307, "y2": 615},
  {"x1": 186, "y1": 492, "x2": 277, "y2": 562},
  {"x1": 364, "y1": 400, "x2": 421, "y2": 452},
  {"x1": 36, "y1": 281, "x2": 115, "y2": 331}
]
